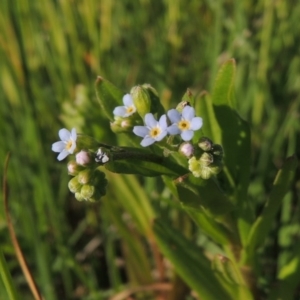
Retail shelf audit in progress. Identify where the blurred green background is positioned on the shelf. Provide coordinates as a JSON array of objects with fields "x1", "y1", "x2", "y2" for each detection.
[{"x1": 1, "y1": 0, "x2": 300, "y2": 299}]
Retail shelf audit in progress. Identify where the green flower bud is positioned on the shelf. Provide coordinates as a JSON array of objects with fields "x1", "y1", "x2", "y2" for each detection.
[
  {"x1": 67, "y1": 161, "x2": 83, "y2": 176},
  {"x1": 198, "y1": 137, "x2": 213, "y2": 151},
  {"x1": 188, "y1": 154, "x2": 220, "y2": 179},
  {"x1": 209, "y1": 161, "x2": 223, "y2": 175},
  {"x1": 176, "y1": 100, "x2": 191, "y2": 113},
  {"x1": 89, "y1": 185, "x2": 107, "y2": 202},
  {"x1": 110, "y1": 116, "x2": 140, "y2": 133},
  {"x1": 81, "y1": 184, "x2": 95, "y2": 200},
  {"x1": 75, "y1": 192, "x2": 85, "y2": 201},
  {"x1": 77, "y1": 169, "x2": 93, "y2": 184},
  {"x1": 199, "y1": 165, "x2": 213, "y2": 179},
  {"x1": 131, "y1": 85, "x2": 151, "y2": 118},
  {"x1": 188, "y1": 156, "x2": 202, "y2": 178},
  {"x1": 199, "y1": 153, "x2": 214, "y2": 166},
  {"x1": 212, "y1": 144, "x2": 224, "y2": 157},
  {"x1": 68, "y1": 176, "x2": 82, "y2": 193},
  {"x1": 181, "y1": 88, "x2": 194, "y2": 106},
  {"x1": 142, "y1": 84, "x2": 165, "y2": 115}
]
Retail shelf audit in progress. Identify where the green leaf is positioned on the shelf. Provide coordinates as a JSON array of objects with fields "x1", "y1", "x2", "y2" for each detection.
[
  {"x1": 211, "y1": 59, "x2": 253, "y2": 245},
  {"x1": 0, "y1": 251, "x2": 19, "y2": 300},
  {"x1": 267, "y1": 241, "x2": 300, "y2": 300},
  {"x1": 95, "y1": 76, "x2": 124, "y2": 121},
  {"x1": 153, "y1": 220, "x2": 234, "y2": 300},
  {"x1": 211, "y1": 59, "x2": 251, "y2": 200},
  {"x1": 182, "y1": 205, "x2": 231, "y2": 245},
  {"x1": 104, "y1": 151, "x2": 188, "y2": 177},
  {"x1": 245, "y1": 155, "x2": 298, "y2": 264},
  {"x1": 175, "y1": 174, "x2": 234, "y2": 216}
]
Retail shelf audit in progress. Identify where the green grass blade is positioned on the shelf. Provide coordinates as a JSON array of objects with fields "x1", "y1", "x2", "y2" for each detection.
[
  {"x1": 0, "y1": 251, "x2": 19, "y2": 300},
  {"x1": 246, "y1": 155, "x2": 298, "y2": 264}
]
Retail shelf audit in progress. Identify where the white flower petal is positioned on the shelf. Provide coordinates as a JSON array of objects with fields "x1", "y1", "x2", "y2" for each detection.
[
  {"x1": 113, "y1": 106, "x2": 127, "y2": 116},
  {"x1": 181, "y1": 130, "x2": 194, "y2": 141},
  {"x1": 155, "y1": 130, "x2": 168, "y2": 141},
  {"x1": 58, "y1": 128, "x2": 71, "y2": 141},
  {"x1": 167, "y1": 124, "x2": 181, "y2": 135},
  {"x1": 52, "y1": 141, "x2": 65, "y2": 152},
  {"x1": 144, "y1": 113, "x2": 157, "y2": 127},
  {"x1": 167, "y1": 109, "x2": 181, "y2": 123},
  {"x1": 57, "y1": 150, "x2": 69, "y2": 161},
  {"x1": 133, "y1": 126, "x2": 149, "y2": 137},
  {"x1": 158, "y1": 114, "x2": 167, "y2": 130},
  {"x1": 190, "y1": 117, "x2": 203, "y2": 130},
  {"x1": 123, "y1": 94, "x2": 133, "y2": 106},
  {"x1": 182, "y1": 106, "x2": 195, "y2": 120},
  {"x1": 141, "y1": 136, "x2": 155, "y2": 147},
  {"x1": 69, "y1": 142, "x2": 76, "y2": 154},
  {"x1": 70, "y1": 128, "x2": 77, "y2": 140}
]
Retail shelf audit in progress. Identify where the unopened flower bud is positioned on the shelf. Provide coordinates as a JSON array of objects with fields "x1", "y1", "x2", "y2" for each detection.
[
  {"x1": 188, "y1": 156, "x2": 201, "y2": 178},
  {"x1": 176, "y1": 100, "x2": 191, "y2": 113},
  {"x1": 131, "y1": 85, "x2": 151, "y2": 118},
  {"x1": 75, "y1": 192, "x2": 85, "y2": 201},
  {"x1": 110, "y1": 116, "x2": 141, "y2": 133},
  {"x1": 181, "y1": 88, "x2": 194, "y2": 105},
  {"x1": 142, "y1": 84, "x2": 165, "y2": 115},
  {"x1": 212, "y1": 144, "x2": 223, "y2": 156},
  {"x1": 199, "y1": 165, "x2": 212, "y2": 180},
  {"x1": 209, "y1": 162, "x2": 223, "y2": 175},
  {"x1": 198, "y1": 137, "x2": 213, "y2": 151},
  {"x1": 77, "y1": 169, "x2": 93, "y2": 184},
  {"x1": 199, "y1": 153, "x2": 214, "y2": 166},
  {"x1": 67, "y1": 161, "x2": 82, "y2": 175},
  {"x1": 179, "y1": 142, "x2": 194, "y2": 158},
  {"x1": 68, "y1": 176, "x2": 82, "y2": 193},
  {"x1": 76, "y1": 150, "x2": 91, "y2": 166},
  {"x1": 81, "y1": 184, "x2": 95, "y2": 200}
]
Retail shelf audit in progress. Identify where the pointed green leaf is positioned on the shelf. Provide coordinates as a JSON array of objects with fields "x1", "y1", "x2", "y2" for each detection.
[
  {"x1": 182, "y1": 205, "x2": 231, "y2": 245},
  {"x1": 246, "y1": 155, "x2": 298, "y2": 263},
  {"x1": 210, "y1": 60, "x2": 253, "y2": 245},
  {"x1": 211, "y1": 59, "x2": 251, "y2": 200},
  {"x1": 104, "y1": 151, "x2": 188, "y2": 177},
  {"x1": 176, "y1": 174, "x2": 234, "y2": 216},
  {"x1": 95, "y1": 76, "x2": 124, "y2": 121}
]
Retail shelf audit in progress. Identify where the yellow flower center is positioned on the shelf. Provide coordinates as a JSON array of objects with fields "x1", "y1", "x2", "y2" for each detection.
[
  {"x1": 65, "y1": 140, "x2": 73, "y2": 150},
  {"x1": 126, "y1": 106, "x2": 135, "y2": 114},
  {"x1": 150, "y1": 127, "x2": 161, "y2": 138},
  {"x1": 178, "y1": 120, "x2": 190, "y2": 131}
]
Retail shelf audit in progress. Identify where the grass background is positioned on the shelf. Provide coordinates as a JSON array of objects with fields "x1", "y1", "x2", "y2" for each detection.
[{"x1": 1, "y1": 0, "x2": 300, "y2": 299}]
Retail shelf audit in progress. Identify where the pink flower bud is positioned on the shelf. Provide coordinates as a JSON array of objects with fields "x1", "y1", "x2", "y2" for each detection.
[
  {"x1": 179, "y1": 142, "x2": 194, "y2": 158},
  {"x1": 76, "y1": 150, "x2": 91, "y2": 166}
]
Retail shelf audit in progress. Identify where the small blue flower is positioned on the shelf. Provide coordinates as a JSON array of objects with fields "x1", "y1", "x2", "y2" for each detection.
[
  {"x1": 52, "y1": 128, "x2": 77, "y2": 161},
  {"x1": 133, "y1": 113, "x2": 168, "y2": 147},
  {"x1": 113, "y1": 94, "x2": 136, "y2": 117},
  {"x1": 167, "y1": 106, "x2": 203, "y2": 141}
]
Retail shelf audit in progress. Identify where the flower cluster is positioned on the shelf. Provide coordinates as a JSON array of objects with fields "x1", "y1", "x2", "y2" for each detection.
[
  {"x1": 51, "y1": 84, "x2": 225, "y2": 204},
  {"x1": 188, "y1": 137, "x2": 224, "y2": 179},
  {"x1": 112, "y1": 92, "x2": 203, "y2": 147},
  {"x1": 109, "y1": 87, "x2": 223, "y2": 179},
  {"x1": 52, "y1": 128, "x2": 109, "y2": 201}
]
